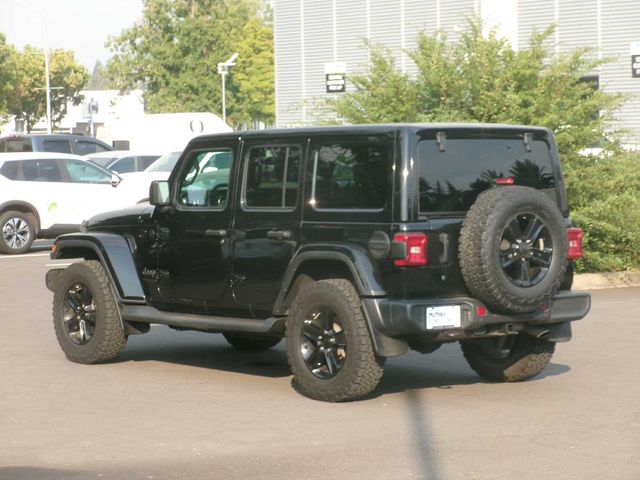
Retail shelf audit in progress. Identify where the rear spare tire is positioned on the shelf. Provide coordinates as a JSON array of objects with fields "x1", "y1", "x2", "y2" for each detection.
[{"x1": 459, "y1": 186, "x2": 567, "y2": 313}]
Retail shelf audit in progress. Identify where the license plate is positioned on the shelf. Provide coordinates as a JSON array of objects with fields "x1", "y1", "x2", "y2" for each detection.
[{"x1": 426, "y1": 305, "x2": 461, "y2": 330}]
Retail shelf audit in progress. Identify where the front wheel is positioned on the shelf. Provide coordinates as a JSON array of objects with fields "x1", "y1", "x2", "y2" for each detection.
[
  {"x1": 286, "y1": 279, "x2": 385, "y2": 402},
  {"x1": 0, "y1": 210, "x2": 35, "y2": 254},
  {"x1": 460, "y1": 334, "x2": 555, "y2": 382},
  {"x1": 53, "y1": 261, "x2": 127, "y2": 364}
]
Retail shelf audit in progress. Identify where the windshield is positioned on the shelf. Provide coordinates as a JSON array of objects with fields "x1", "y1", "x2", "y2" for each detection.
[
  {"x1": 88, "y1": 156, "x2": 118, "y2": 168},
  {"x1": 146, "y1": 151, "x2": 182, "y2": 172}
]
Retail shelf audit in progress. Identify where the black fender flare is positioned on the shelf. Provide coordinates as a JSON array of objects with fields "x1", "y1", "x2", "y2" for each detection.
[
  {"x1": 51, "y1": 233, "x2": 146, "y2": 302},
  {"x1": 273, "y1": 245, "x2": 408, "y2": 357}
]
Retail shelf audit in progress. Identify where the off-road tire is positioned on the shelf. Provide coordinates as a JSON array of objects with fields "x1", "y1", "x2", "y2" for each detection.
[
  {"x1": 286, "y1": 279, "x2": 385, "y2": 402},
  {"x1": 460, "y1": 334, "x2": 555, "y2": 382},
  {"x1": 223, "y1": 333, "x2": 282, "y2": 351},
  {"x1": 0, "y1": 210, "x2": 35, "y2": 254},
  {"x1": 459, "y1": 186, "x2": 568, "y2": 313},
  {"x1": 53, "y1": 260, "x2": 127, "y2": 364}
]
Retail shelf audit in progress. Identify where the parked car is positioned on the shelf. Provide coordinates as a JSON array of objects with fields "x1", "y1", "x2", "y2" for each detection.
[
  {"x1": 118, "y1": 151, "x2": 182, "y2": 202},
  {"x1": 0, "y1": 152, "x2": 139, "y2": 254},
  {"x1": 45, "y1": 124, "x2": 590, "y2": 402},
  {"x1": 86, "y1": 151, "x2": 161, "y2": 174},
  {"x1": 0, "y1": 134, "x2": 113, "y2": 155}
]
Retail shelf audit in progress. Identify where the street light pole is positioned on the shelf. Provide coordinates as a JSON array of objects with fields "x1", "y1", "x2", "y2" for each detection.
[
  {"x1": 16, "y1": 0, "x2": 52, "y2": 134},
  {"x1": 217, "y1": 53, "x2": 238, "y2": 125}
]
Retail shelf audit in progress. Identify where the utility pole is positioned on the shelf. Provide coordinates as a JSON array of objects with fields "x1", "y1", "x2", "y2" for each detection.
[{"x1": 217, "y1": 53, "x2": 238, "y2": 124}]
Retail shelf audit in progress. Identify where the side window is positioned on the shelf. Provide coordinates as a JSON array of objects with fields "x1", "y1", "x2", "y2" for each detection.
[
  {"x1": 0, "y1": 161, "x2": 19, "y2": 180},
  {"x1": 75, "y1": 141, "x2": 99, "y2": 155},
  {"x1": 312, "y1": 142, "x2": 391, "y2": 210},
  {"x1": 110, "y1": 156, "x2": 136, "y2": 174},
  {"x1": 63, "y1": 159, "x2": 111, "y2": 184},
  {"x1": 178, "y1": 149, "x2": 233, "y2": 208},
  {"x1": 244, "y1": 145, "x2": 301, "y2": 209},
  {"x1": 43, "y1": 140, "x2": 72, "y2": 153},
  {"x1": 21, "y1": 159, "x2": 63, "y2": 182}
]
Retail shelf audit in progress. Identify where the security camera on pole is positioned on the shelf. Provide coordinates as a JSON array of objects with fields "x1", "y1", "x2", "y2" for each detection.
[{"x1": 217, "y1": 53, "x2": 238, "y2": 125}]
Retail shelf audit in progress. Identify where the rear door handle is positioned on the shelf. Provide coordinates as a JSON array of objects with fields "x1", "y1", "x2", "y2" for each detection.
[
  {"x1": 266, "y1": 229, "x2": 292, "y2": 240},
  {"x1": 204, "y1": 229, "x2": 228, "y2": 238}
]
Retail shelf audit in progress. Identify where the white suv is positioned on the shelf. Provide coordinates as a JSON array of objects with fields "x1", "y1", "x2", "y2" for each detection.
[{"x1": 0, "y1": 153, "x2": 139, "y2": 254}]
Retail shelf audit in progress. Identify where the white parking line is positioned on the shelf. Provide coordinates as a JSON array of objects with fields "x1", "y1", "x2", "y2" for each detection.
[
  {"x1": 0, "y1": 253, "x2": 51, "y2": 259},
  {"x1": 45, "y1": 263, "x2": 73, "y2": 267}
]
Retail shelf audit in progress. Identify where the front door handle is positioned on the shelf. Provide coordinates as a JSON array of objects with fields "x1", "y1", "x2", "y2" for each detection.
[
  {"x1": 266, "y1": 229, "x2": 292, "y2": 240},
  {"x1": 204, "y1": 228, "x2": 228, "y2": 238}
]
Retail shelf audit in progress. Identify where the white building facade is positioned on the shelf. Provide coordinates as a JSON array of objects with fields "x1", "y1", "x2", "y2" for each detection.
[{"x1": 274, "y1": 0, "x2": 640, "y2": 143}]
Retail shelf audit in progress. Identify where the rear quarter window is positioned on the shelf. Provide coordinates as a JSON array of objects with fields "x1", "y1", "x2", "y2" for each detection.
[
  {"x1": 0, "y1": 161, "x2": 19, "y2": 180},
  {"x1": 417, "y1": 137, "x2": 555, "y2": 213}
]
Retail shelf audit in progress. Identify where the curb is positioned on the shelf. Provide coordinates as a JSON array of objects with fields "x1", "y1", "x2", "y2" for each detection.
[{"x1": 573, "y1": 271, "x2": 640, "y2": 290}]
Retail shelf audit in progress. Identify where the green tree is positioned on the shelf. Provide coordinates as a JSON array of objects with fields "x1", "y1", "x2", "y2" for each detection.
[
  {"x1": 106, "y1": 0, "x2": 273, "y2": 127},
  {"x1": 329, "y1": 18, "x2": 637, "y2": 273},
  {"x1": 7, "y1": 46, "x2": 89, "y2": 132},
  {"x1": 0, "y1": 33, "x2": 19, "y2": 120},
  {"x1": 330, "y1": 20, "x2": 622, "y2": 159},
  {"x1": 232, "y1": 16, "x2": 275, "y2": 127}
]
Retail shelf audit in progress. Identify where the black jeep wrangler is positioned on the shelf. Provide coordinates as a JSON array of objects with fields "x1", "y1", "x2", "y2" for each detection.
[{"x1": 46, "y1": 124, "x2": 590, "y2": 402}]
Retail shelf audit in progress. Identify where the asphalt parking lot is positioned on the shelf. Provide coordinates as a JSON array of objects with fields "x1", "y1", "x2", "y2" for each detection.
[{"x1": 1, "y1": 246, "x2": 638, "y2": 480}]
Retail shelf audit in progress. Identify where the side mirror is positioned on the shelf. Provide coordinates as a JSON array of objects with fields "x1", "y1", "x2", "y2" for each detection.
[
  {"x1": 150, "y1": 180, "x2": 171, "y2": 206},
  {"x1": 111, "y1": 173, "x2": 121, "y2": 188}
]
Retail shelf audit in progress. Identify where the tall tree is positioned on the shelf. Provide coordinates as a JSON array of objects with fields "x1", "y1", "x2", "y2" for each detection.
[
  {"x1": 232, "y1": 16, "x2": 275, "y2": 127},
  {"x1": 106, "y1": 0, "x2": 273, "y2": 127},
  {"x1": 329, "y1": 19, "x2": 622, "y2": 159},
  {"x1": 7, "y1": 46, "x2": 89, "y2": 132},
  {"x1": 0, "y1": 33, "x2": 19, "y2": 120}
]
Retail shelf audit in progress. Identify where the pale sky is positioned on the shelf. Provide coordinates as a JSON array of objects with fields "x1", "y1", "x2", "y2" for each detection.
[{"x1": 0, "y1": 0, "x2": 143, "y2": 69}]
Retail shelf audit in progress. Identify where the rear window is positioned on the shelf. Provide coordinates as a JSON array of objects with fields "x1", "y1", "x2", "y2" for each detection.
[
  {"x1": 0, "y1": 138, "x2": 32, "y2": 152},
  {"x1": 417, "y1": 137, "x2": 555, "y2": 213}
]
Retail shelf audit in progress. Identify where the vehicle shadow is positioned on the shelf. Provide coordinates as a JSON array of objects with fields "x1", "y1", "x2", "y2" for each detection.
[
  {"x1": 115, "y1": 329, "x2": 571, "y2": 389},
  {"x1": 116, "y1": 331, "x2": 291, "y2": 378}
]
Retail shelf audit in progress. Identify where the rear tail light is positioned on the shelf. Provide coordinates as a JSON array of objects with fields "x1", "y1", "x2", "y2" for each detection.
[
  {"x1": 494, "y1": 177, "x2": 515, "y2": 185},
  {"x1": 567, "y1": 227, "x2": 583, "y2": 260},
  {"x1": 393, "y1": 233, "x2": 428, "y2": 267}
]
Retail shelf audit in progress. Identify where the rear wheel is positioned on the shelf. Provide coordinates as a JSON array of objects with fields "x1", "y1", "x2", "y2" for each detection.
[
  {"x1": 0, "y1": 210, "x2": 35, "y2": 254},
  {"x1": 53, "y1": 261, "x2": 127, "y2": 364},
  {"x1": 460, "y1": 334, "x2": 555, "y2": 382},
  {"x1": 223, "y1": 333, "x2": 281, "y2": 351},
  {"x1": 286, "y1": 279, "x2": 385, "y2": 402}
]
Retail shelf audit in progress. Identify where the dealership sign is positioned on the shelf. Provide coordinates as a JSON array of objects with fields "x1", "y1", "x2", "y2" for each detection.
[
  {"x1": 325, "y1": 62, "x2": 346, "y2": 93},
  {"x1": 631, "y1": 42, "x2": 640, "y2": 78}
]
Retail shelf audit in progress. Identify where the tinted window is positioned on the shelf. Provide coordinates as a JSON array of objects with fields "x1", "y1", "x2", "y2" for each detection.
[
  {"x1": 110, "y1": 156, "x2": 136, "y2": 174},
  {"x1": 417, "y1": 137, "x2": 555, "y2": 212},
  {"x1": 245, "y1": 146, "x2": 301, "y2": 209},
  {"x1": 76, "y1": 140, "x2": 103, "y2": 155},
  {"x1": 22, "y1": 159, "x2": 63, "y2": 182},
  {"x1": 178, "y1": 149, "x2": 233, "y2": 208},
  {"x1": 63, "y1": 159, "x2": 111, "y2": 184},
  {"x1": 87, "y1": 156, "x2": 116, "y2": 168},
  {"x1": 312, "y1": 143, "x2": 391, "y2": 210},
  {"x1": 43, "y1": 140, "x2": 72, "y2": 153},
  {"x1": 0, "y1": 161, "x2": 19, "y2": 180},
  {"x1": 0, "y1": 138, "x2": 32, "y2": 152}
]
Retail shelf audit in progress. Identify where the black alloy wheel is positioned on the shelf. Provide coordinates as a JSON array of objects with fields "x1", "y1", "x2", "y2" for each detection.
[
  {"x1": 499, "y1": 213, "x2": 554, "y2": 288},
  {"x1": 300, "y1": 307, "x2": 347, "y2": 379},
  {"x1": 62, "y1": 282, "x2": 97, "y2": 345}
]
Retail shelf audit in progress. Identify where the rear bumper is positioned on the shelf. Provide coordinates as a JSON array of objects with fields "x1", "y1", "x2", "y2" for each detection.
[{"x1": 363, "y1": 290, "x2": 590, "y2": 342}]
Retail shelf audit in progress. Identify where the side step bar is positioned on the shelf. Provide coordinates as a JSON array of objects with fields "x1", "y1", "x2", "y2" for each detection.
[{"x1": 121, "y1": 305, "x2": 286, "y2": 335}]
